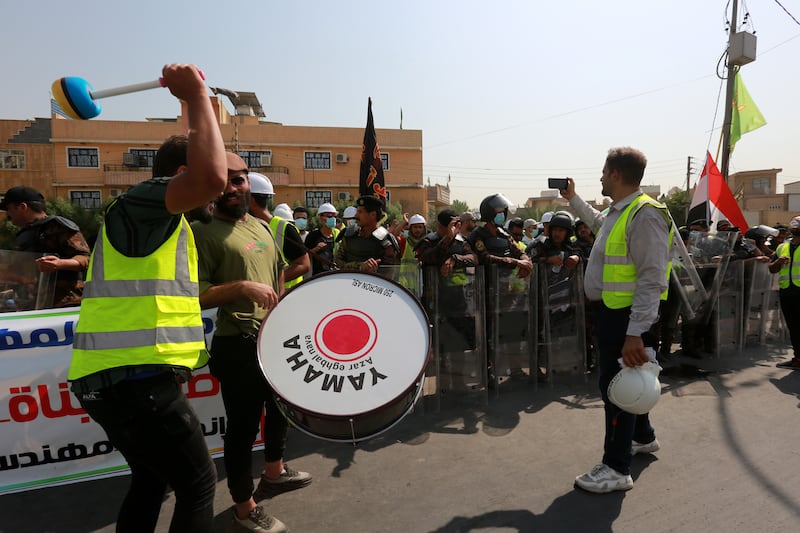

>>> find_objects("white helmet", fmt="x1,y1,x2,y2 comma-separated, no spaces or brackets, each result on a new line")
343,206,357,219
273,203,293,220
408,214,426,225
541,211,554,223
607,361,662,415
317,203,337,216
248,172,273,195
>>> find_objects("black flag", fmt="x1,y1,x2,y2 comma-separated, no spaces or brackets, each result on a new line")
359,97,387,204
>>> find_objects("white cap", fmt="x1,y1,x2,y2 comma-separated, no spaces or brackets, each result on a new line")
409,214,426,225
343,206,357,219
273,203,293,220
248,172,273,195
317,203,337,216
523,218,537,229
541,211,554,223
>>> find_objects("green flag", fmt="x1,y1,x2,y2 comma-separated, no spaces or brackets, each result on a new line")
730,71,766,150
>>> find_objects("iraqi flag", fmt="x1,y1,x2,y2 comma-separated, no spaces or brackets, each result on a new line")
359,97,387,204
687,152,748,231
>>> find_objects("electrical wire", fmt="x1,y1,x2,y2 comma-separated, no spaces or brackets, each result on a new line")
773,0,800,26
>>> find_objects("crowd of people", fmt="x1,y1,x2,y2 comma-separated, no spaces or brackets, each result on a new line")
2,65,800,530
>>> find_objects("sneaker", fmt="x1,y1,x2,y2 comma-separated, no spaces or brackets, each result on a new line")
228,506,287,533
254,464,312,498
574,463,633,493
632,438,660,455
776,358,800,370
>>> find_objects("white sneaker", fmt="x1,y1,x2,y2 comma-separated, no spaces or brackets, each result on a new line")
574,463,633,493
632,438,660,455
228,506,288,533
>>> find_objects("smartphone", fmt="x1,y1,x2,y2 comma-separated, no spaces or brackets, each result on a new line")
548,177,569,190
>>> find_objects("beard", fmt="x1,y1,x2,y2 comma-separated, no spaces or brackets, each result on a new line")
215,191,250,219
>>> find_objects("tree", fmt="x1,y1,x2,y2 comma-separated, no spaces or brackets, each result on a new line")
450,199,470,214
662,188,689,227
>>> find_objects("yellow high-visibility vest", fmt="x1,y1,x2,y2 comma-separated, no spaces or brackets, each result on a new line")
776,241,800,289
269,216,303,288
69,217,207,379
602,193,673,309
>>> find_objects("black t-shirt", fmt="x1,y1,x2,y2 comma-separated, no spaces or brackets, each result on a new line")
280,221,307,262
305,228,336,275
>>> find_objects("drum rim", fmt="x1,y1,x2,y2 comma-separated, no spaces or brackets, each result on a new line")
259,269,431,418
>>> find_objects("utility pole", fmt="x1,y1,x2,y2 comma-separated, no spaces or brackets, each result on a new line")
720,0,739,182
686,155,695,225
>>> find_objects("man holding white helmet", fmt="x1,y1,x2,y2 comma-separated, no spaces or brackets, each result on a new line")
305,203,339,276
560,147,671,493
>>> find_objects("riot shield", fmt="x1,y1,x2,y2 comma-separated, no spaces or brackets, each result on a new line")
486,264,536,394
716,259,744,354
683,230,740,325
0,250,56,312
744,260,775,346
422,265,487,411
537,262,586,381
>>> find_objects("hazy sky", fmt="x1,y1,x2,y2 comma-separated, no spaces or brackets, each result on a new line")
4,0,799,208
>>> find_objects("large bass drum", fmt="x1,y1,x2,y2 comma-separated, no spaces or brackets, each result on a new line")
257,271,430,443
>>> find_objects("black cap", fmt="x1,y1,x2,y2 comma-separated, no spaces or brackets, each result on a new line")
0,186,44,210
716,219,731,230
356,195,384,213
437,208,459,227
689,219,709,229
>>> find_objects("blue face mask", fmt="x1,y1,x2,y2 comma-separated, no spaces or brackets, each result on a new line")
403,230,409,238
295,218,308,231
325,217,337,229
493,212,506,226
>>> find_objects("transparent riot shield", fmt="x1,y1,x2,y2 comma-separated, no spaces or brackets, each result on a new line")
764,271,790,345
486,264,536,394
0,250,56,312
538,263,586,382
422,266,487,411
744,260,775,346
684,230,740,325
379,263,422,299
716,259,744,354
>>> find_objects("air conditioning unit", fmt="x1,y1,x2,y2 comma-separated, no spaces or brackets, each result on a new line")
137,156,149,167
122,153,136,166
259,153,272,167
338,192,351,201
335,153,349,164
109,188,123,197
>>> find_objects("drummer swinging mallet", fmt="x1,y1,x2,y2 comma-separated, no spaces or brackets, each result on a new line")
51,70,205,120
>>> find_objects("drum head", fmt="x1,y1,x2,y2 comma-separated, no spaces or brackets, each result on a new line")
258,271,430,440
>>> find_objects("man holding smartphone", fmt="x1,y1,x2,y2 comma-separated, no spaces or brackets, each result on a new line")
558,147,672,493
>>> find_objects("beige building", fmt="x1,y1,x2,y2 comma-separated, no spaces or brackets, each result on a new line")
728,168,797,226
2,95,426,215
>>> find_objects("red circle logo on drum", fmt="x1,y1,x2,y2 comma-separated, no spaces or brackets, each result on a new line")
314,309,378,362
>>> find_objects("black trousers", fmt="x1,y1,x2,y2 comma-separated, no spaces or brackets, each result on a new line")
209,334,289,504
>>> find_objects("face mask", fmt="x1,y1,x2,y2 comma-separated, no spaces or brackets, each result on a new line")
493,212,505,226
266,197,274,211
294,218,308,231
403,230,409,238
325,217,337,229
347,219,357,227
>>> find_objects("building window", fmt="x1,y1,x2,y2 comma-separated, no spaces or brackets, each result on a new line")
0,149,25,169
751,178,770,194
305,190,332,208
70,190,102,209
381,153,390,171
129,149,156,167
67,147,99,168
238,150,272,168
304,151,331,170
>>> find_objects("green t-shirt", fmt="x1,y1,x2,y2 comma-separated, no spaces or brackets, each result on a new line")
193,215,286,337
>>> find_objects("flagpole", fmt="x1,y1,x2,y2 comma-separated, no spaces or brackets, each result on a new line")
720,0,739,182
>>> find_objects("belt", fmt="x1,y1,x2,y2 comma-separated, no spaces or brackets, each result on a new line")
70,365,191,394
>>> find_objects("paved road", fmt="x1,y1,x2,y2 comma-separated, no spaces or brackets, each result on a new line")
2,344,799,533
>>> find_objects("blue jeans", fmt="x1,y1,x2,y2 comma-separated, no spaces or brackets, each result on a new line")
75,371,216,533
209,334,289,504
592,304,657,476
